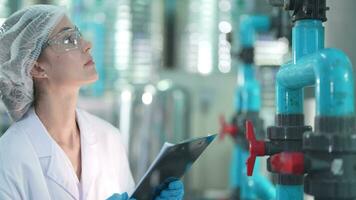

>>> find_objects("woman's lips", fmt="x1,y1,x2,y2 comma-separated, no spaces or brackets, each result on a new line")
84,59,94,66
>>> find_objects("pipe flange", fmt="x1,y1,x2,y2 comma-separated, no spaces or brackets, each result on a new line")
315,116,356,134
269,0,328,22
276,114,305,126
272,173,304,185
303,131,356,153
268,125,311,140
305,175,356,199
237,47,254,64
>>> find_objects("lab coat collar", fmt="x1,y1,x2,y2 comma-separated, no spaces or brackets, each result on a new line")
22,107,99,200
22,107,52,158
22,107,79,199
22,107,98,157
76,108,100,199
76,108,97,146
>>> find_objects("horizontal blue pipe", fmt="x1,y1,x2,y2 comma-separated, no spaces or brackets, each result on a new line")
239,15,270,48
276,185,303,200
277,48,355,116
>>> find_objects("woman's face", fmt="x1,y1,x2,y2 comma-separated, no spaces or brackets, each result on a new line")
37,15,98,88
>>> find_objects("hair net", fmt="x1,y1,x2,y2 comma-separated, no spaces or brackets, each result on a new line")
0,5,66,121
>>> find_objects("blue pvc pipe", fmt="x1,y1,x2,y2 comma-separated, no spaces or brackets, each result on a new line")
239,148,276,199
239,15,270,48
276,185,303,200
293,20,324,63
277,20,324,114
230,14,276,200
234,15,270,112
241,149,258,199
254,174,276,200
275,18,355,200
229,146,242,188
236,64,261,112
274,19,325,200
277,48,354,116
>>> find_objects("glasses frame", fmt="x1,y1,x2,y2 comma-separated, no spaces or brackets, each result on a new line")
42,26,83,53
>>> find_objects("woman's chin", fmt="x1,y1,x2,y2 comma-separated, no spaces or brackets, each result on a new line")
81,74,99,85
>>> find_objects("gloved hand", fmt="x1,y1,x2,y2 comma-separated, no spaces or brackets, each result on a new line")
154,180,184,200
107,192,136,200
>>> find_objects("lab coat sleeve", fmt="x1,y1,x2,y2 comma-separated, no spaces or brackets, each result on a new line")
114,129,136,194
79,109,136,194
0,132,23,200
0,190,13,200
0,164,22,199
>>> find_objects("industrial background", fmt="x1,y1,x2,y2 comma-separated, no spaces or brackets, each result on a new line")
1,0,356,199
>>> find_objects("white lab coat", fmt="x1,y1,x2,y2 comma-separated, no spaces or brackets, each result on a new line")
0,107,135,200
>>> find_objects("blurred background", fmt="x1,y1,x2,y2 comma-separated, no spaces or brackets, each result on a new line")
0,0,356,199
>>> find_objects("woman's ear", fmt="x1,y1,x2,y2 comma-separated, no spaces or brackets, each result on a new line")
31,61,48,79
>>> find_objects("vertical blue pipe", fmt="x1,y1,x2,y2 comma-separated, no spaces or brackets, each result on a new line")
314,49,355,116
240,149,276,200
276,19,324,200
235,15,269,112
230,146,242,188
276,185,303,200
230,14,275,199
234,84,243,113
277,20,324,114
293,20,324,62
241,149,258,199
237,64,261,112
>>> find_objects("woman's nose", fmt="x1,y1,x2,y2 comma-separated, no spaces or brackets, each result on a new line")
81,39,92,53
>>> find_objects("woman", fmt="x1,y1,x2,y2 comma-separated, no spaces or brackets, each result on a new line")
0,5,184,200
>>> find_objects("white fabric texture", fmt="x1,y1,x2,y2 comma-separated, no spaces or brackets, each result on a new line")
0,107,135,199
0,5,65,121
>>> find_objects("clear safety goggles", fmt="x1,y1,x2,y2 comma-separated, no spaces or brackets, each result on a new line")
43,26,83,53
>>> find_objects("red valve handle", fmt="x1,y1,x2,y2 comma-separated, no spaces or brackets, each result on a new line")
219,115,238,140
246,120,265,176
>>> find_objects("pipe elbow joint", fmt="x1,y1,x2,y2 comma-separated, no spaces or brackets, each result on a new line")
313,48,353,80
313,48,354,116
240,15,271,47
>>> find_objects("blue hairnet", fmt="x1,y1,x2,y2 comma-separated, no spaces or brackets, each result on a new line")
0,5,65,121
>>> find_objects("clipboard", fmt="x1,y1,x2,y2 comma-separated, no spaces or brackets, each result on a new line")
129,134,217,199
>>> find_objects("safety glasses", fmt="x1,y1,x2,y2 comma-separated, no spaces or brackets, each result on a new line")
43,26,83,53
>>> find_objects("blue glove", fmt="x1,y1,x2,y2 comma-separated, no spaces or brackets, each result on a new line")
107,192,136,200
154,180,184,200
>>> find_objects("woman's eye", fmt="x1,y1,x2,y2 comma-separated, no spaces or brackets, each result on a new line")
63,35,77,45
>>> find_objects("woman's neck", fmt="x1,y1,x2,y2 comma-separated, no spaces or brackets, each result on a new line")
34,88,79,145
34,87,82,181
